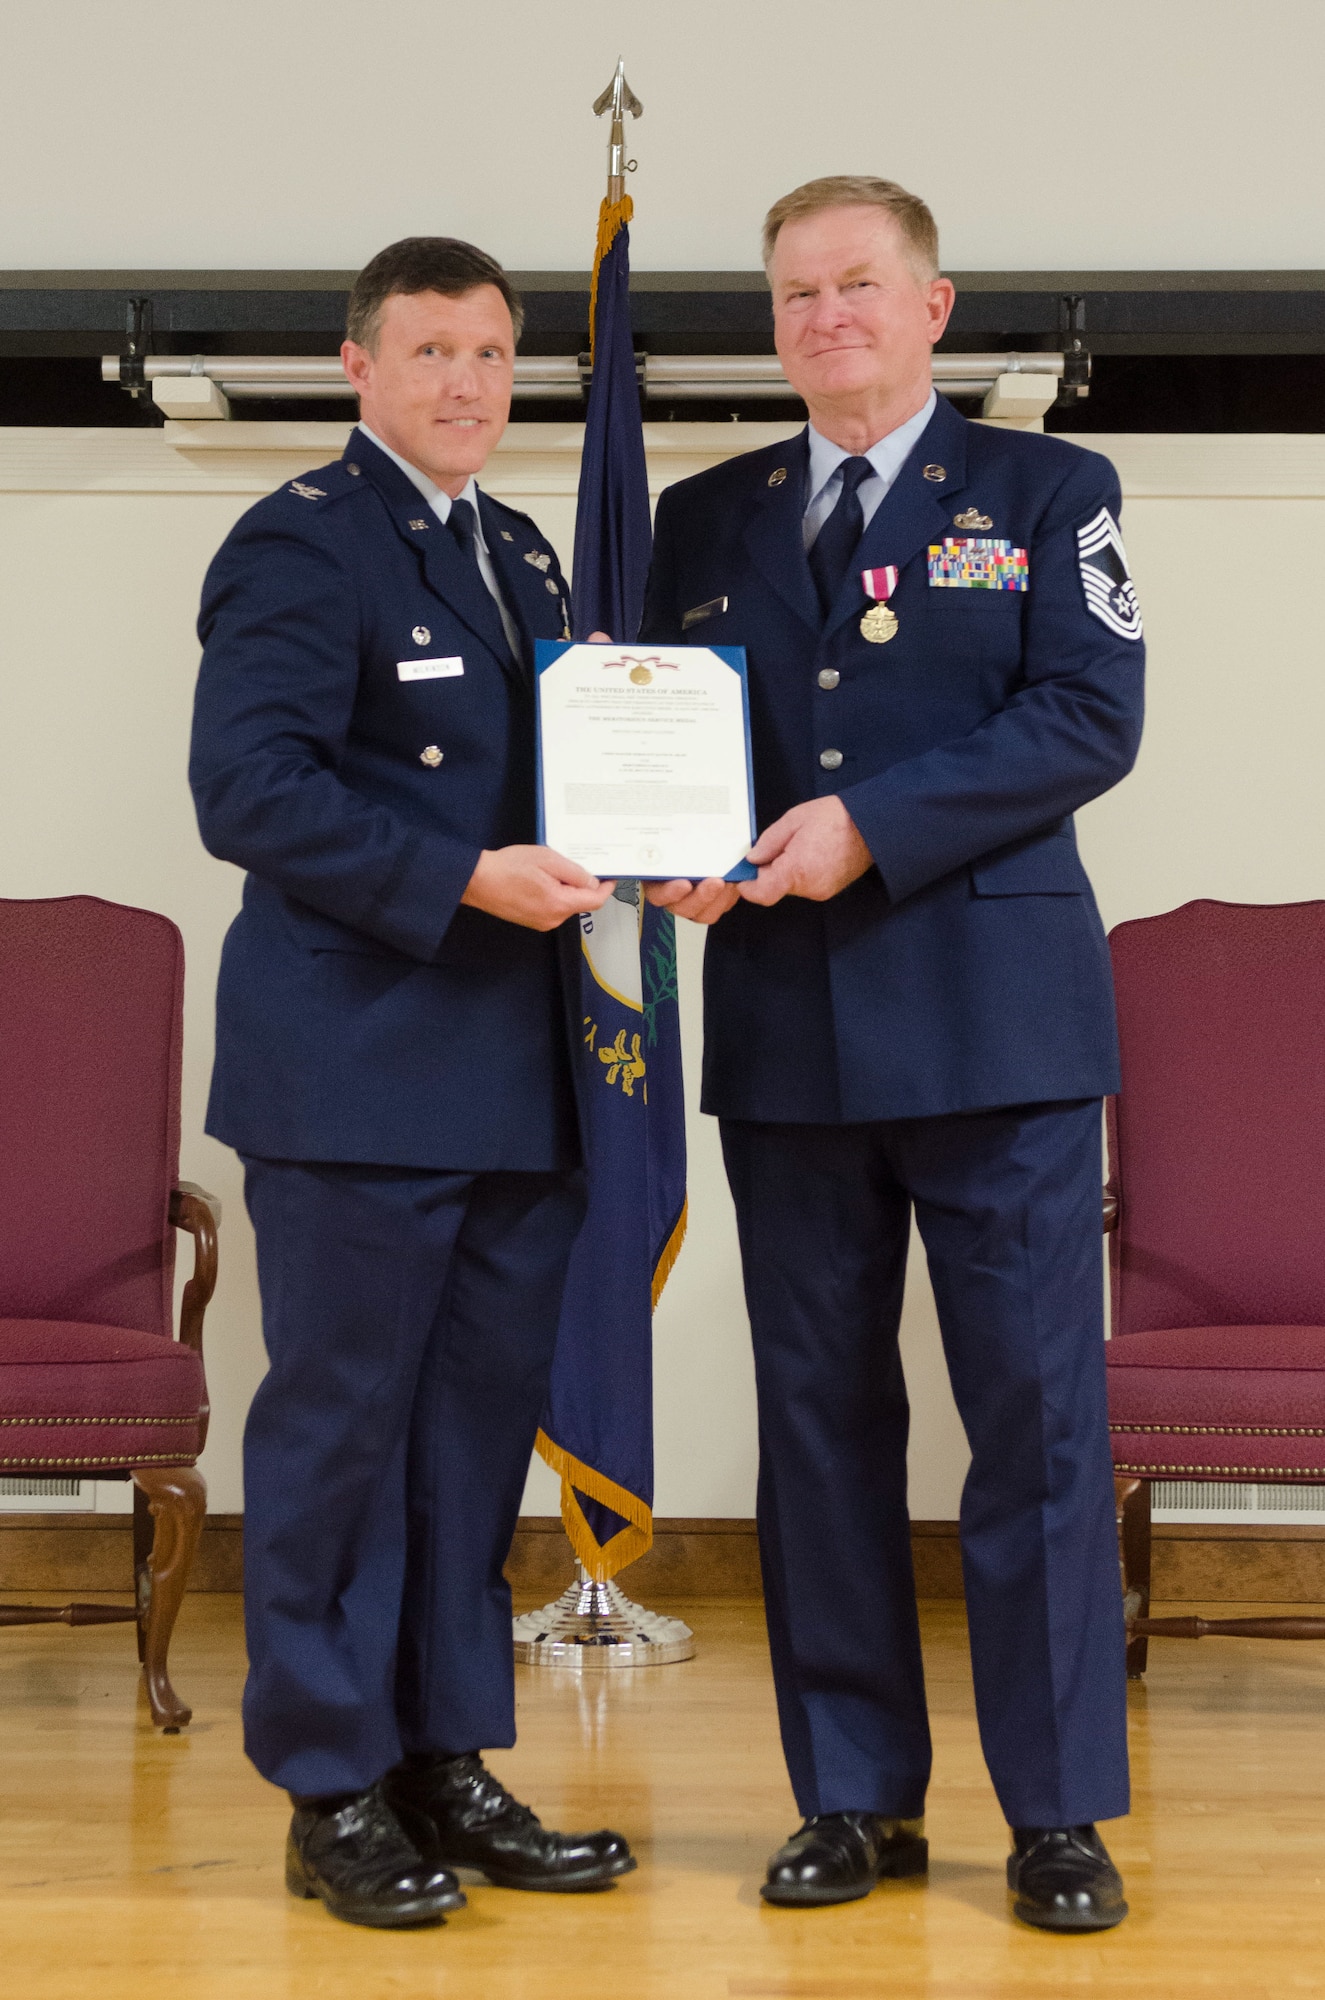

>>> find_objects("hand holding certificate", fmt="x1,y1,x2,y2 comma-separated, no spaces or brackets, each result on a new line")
536,641,757,882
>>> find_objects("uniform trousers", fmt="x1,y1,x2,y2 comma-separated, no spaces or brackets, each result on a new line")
240,1155,586,1796
720,1099,1129,1831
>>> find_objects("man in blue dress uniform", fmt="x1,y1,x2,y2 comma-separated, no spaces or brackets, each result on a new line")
643,178,1144,1932
190,238,635,1928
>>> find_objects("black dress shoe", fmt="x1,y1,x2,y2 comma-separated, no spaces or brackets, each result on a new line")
1007,1824,1128,1932
385,1752,636,1892
286,1783,467,1929
761,1812,929,1907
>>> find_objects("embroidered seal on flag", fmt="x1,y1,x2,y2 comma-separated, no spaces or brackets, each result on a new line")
1077,507,1142,640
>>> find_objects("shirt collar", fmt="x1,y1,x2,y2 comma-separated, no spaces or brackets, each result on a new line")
805,389,938,508
356,423,482,533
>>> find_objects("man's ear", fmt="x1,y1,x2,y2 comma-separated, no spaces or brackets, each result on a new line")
340,339,372,396
926,278,956,344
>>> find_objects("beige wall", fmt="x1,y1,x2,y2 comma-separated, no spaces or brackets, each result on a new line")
1,424,1323,1519
2,2,1324,272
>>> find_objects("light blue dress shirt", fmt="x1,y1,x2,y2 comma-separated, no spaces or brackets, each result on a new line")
802,390,938,552
357,422,522,656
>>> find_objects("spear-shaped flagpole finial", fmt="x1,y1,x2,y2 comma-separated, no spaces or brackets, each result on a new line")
592,56,642,205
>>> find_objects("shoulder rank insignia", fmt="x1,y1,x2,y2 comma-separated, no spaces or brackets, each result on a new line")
1077,507,1143,640
524,550,553,572
953,507,993,531
289,481,326,500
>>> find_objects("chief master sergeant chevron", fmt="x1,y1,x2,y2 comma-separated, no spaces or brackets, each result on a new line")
189,237,636,1930
642,178,1145,1933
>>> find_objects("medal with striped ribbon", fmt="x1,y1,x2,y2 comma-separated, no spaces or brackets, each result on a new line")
860,565,900,643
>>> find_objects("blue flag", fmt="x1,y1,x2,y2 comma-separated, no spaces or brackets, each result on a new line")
534,195,688,1580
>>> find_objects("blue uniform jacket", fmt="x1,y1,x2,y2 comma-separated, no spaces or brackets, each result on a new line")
190,431,582,1171
640,396,1145,1123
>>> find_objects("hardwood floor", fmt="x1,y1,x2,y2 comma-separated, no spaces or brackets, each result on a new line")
2,1590,1324,1998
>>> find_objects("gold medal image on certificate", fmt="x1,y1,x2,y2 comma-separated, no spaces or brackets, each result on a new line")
535,641,757,881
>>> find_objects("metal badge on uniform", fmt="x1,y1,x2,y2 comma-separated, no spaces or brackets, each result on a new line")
953,507,993,531
411,625,431,645
859,566,900,643
682,596,728,630
419,745,444,767
928,538,1028,590
524,550,552,572
289,481,325,500
398,656,464,681
1077,508,1143,640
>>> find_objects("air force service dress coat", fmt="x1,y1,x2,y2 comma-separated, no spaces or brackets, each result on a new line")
641,395,1145,1831
640,394,1146,1124
190,431,580,1172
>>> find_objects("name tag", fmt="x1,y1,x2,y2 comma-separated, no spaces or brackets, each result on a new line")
397,656,464,681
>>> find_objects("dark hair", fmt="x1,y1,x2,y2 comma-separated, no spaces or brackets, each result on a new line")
346,236,523,350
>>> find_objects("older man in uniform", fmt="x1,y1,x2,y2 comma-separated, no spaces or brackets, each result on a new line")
643,178,1144,1931
190,237,634,1929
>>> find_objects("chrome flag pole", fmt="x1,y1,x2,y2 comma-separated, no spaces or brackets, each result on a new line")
513,62,693,1670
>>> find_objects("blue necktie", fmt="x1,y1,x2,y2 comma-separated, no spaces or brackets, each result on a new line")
446,496,480,563
807,456,875,616
447,495,523,669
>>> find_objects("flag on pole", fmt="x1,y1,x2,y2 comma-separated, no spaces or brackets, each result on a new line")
533,183,688,1581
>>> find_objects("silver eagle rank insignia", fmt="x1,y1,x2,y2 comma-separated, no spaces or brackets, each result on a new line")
289,481,326,500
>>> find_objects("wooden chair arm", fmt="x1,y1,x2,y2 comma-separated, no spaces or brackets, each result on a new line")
1102,1182,1119,1233
175,1180,222,1228
169,1184,220,1357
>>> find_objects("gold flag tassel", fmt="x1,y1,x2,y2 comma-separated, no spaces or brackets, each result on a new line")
586,194,634,365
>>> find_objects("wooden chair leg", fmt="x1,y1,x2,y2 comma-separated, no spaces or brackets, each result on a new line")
130,1464,206,1732
132,1482,154,1664
1115,1475,1152,1678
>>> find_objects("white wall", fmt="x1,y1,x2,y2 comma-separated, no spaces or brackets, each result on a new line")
2,423,1322,1521
2,2,1324,272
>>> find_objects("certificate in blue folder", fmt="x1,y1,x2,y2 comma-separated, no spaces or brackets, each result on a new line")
535,640,757,883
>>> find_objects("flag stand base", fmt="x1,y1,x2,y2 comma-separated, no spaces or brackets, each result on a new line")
512,1563,695,1668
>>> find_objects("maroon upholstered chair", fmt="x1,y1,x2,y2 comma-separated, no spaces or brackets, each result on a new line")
0,896,219,1729
1105,899,1325,1674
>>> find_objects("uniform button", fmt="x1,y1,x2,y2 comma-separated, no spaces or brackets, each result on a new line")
819,748,843,771
817,668,840,690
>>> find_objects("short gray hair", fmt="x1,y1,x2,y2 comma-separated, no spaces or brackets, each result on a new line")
763,176,939,280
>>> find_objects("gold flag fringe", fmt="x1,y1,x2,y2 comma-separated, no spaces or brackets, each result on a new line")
534,1428,652,1581
587,195,635,363
535,1199,687,1582
651,1198,688,1310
